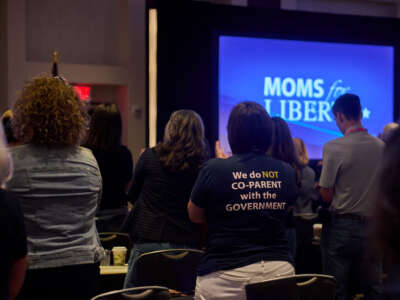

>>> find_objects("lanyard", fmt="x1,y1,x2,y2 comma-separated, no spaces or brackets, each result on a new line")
346,127,367,134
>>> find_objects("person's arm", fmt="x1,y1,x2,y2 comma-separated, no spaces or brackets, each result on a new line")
320,187,333,203
319,143,340,204
187,199,206,224
215,141,230,159
9,256,27,300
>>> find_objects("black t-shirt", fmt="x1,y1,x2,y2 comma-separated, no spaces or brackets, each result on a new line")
92,145,133,210
0,189,27,300
191,153,297,276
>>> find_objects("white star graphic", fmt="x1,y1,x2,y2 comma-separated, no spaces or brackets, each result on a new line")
363,107,371,119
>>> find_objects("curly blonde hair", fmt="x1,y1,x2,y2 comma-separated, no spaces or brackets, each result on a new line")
12,75,88,146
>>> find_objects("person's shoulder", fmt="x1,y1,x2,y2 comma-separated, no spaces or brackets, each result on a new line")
118,145,133,161
200,157,235,173
302,165,315,179
203,157,225,168
120,145,132,155
366,134,385,147
349,132,385,152
75,146,99,163
325,136,346,147
136,147,158,166
9,144,31,155
77,145,96,157
143,147,157,159
303,165,315,175
9,145,43,165
322,137,347,154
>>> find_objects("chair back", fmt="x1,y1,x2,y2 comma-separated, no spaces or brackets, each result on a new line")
135,249,204,295
246,275,297,300
91,286,170,300
295,274,336,300
99,232,131,250
245,274,336,300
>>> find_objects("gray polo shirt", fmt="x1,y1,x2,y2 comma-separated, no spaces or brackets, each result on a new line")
319,128,384,217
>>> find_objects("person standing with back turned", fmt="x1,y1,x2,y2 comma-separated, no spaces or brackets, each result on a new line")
319,93,384,300
188,101,297,300
8,75,103,300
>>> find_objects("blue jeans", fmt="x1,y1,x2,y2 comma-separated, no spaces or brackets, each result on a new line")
320,217,383,300
123,242,191,288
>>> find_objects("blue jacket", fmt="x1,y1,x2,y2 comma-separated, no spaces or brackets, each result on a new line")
7,144,104,269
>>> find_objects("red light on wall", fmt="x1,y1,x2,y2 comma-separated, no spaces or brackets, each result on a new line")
74,85,91,101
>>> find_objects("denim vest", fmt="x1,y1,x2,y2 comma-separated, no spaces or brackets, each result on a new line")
7,145,104,269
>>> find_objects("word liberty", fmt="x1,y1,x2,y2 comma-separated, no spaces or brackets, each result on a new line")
264,77,350,122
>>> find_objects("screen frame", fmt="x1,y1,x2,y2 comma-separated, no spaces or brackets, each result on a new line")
215,33,396,158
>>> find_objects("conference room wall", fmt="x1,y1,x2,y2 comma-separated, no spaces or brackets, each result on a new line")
0,0,146,160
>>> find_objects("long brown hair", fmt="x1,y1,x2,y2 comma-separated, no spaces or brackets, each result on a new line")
85,103,122,152
268,117,302,185
155,110,207,173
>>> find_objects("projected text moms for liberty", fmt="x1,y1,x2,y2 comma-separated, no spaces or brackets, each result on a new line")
264,77,350,122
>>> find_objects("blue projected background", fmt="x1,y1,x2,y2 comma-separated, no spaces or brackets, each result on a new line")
218,36,394,159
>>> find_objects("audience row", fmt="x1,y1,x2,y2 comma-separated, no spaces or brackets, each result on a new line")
1,74,400,300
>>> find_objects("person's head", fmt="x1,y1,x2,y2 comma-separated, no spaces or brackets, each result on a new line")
0,122,12,188
228,101,273,154
331,93,362,134
293,137,309,167
269,117,300,165
85,103,122,152
269,117,301,184
156,109,207,172
12,75,88,146
379,122,399,144
1,110,18,145
374,127,400,264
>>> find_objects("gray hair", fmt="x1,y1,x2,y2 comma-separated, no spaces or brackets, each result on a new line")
381,122,399,143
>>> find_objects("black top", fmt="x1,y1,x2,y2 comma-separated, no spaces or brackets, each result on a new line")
0,189,27,300
127,148,200,247
191,153,297,276
92,145,133,210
